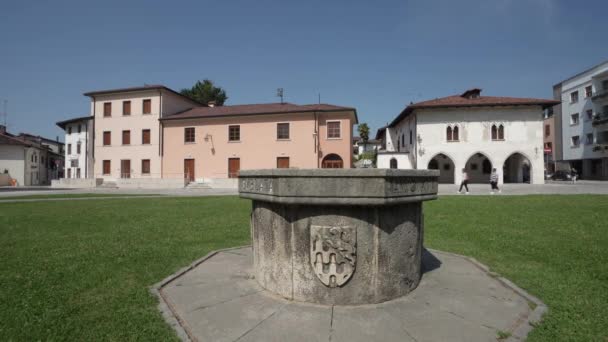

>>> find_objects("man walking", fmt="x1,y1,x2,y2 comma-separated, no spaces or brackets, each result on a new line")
490,168,500,194
458,168,469,194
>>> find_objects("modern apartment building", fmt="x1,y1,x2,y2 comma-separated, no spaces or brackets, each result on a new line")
161,103,357,185
56,116,93,179
543,111,557,174
376,89,558,185
84,85,199,184
554,60,608,180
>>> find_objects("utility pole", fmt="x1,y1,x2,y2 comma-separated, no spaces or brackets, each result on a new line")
2,100,6,126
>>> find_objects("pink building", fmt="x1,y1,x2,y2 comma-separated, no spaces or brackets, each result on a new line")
161,103,357,185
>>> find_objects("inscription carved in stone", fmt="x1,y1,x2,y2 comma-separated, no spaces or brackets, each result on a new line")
310,225,356,288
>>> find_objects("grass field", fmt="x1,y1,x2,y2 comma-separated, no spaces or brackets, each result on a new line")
0,195,606,341
0,193,161,200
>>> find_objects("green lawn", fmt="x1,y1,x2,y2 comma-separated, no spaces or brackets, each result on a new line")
0,193,161,200
0,195,606,341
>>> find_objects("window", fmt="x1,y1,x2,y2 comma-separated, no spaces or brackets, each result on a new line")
409,130,413,145
142,129,151,145
545,124,550,137
277,157,290,168
67,169,71,178
586,133,594,145
70,159,78,167
68,126,72,134
76,168,81,178
229,125,240,141
571,135,580,147
447,126,459,142
401,134,405,147
491,124,504,140
78,124,82,133
327,121,341,139
143,99,151,114
67,144,72,154
76,142,81,154
389,158,398,169
141,159,150,175
103,102,112,117
103,160,111,175
103,131,111,146
122,130,131,145
570,113,580,125
123,101,131,116
570,91,579,103
585,85,593,98
586,110,593,121
184,127,195,143
277,123,290,140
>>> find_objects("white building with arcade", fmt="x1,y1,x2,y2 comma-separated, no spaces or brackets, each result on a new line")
377,89,559,185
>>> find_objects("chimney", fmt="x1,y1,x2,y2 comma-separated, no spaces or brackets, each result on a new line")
0,125,6,134
207,101,216,107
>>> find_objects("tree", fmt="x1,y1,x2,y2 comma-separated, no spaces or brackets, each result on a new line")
357,123,370,153
180,79,228,106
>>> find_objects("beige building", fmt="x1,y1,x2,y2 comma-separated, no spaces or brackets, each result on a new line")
84,85,199,183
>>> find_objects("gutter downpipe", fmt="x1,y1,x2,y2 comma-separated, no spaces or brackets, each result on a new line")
159,90,163,178
314,111,320,168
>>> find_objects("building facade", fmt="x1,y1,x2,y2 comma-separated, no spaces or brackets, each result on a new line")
161,103,357,184
84,85,199,182
56,116,93,179
377,89,558,185
0,125,63,186
543,112,556,174
554,60,608,180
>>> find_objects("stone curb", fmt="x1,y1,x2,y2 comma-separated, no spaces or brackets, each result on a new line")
149,245,252,342
428,248,547,341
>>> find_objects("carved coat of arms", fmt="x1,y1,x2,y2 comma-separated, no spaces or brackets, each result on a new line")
310,225,356,287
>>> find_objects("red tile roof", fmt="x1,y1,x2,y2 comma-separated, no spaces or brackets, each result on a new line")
161,102,358,122
388,89,560,127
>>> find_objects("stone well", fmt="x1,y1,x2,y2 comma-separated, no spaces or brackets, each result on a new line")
238,169,438,305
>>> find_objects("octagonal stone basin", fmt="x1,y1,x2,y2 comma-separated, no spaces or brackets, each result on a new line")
238,169,438,305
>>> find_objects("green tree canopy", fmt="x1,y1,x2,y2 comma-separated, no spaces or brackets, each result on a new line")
357,123,370,143
180,79,228,106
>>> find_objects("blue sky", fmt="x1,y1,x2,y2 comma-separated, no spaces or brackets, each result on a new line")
1,0,607,140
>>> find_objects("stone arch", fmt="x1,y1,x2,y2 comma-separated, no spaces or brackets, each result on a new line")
427,152,455,184
322,154,343,168
464,152,493,183
502,152,532,183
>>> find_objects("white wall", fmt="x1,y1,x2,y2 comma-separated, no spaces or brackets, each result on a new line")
0,145,25,185
377,153,413,169
64,120,92,179
415,106,545,184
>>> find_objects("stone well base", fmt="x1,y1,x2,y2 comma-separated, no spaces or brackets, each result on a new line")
152,247,546,342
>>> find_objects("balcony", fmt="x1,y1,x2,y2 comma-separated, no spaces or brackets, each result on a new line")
592,89,608,101
592,112,608,126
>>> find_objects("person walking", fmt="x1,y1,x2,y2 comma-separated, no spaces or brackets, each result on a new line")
458,168,469,194
571,168,578,183
490,168,500,194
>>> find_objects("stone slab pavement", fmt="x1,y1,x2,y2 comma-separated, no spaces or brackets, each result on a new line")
154,247,545,342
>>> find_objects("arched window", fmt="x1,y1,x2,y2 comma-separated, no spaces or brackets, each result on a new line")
401,134,405,147
491,125,498,140
397,139,400,150
446,126,453,141
453,126,459,141
498,125,504,140
390,158,398,169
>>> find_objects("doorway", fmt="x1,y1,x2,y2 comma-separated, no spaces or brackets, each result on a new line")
277,157,290,168
120,160,131,178
228,158,240,178
184,159,195,183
